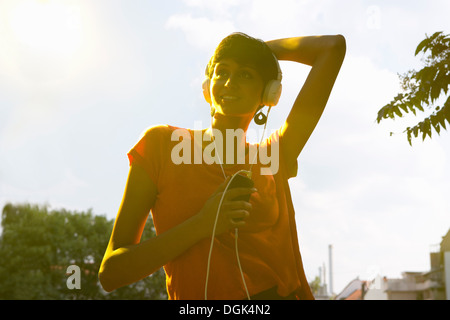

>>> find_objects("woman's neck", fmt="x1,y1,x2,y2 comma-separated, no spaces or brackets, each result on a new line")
206,114,250,166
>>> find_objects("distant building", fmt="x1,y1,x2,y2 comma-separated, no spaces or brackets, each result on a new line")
383,271,443,300
441,229,450,300
363,275,388,300
334,278,368,300
337,228,450,300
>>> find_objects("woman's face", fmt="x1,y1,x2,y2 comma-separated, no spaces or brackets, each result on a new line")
210,58,264,118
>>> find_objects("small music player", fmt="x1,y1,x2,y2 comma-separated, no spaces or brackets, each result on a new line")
228,172,254,202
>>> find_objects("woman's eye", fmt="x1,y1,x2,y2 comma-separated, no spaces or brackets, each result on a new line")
241,71,252,79
214,68,253,80
215,70,228,78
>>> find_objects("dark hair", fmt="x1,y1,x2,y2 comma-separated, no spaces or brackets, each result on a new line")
206,32,279,84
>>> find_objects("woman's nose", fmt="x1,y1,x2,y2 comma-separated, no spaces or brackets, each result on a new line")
224,73,239,88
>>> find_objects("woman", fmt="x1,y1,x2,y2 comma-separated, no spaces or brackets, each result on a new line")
98,32,346,300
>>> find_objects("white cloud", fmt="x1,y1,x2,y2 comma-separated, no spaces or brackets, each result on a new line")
0,168,88,209
248,0,304,27
183,0,240,16
165,13,236,51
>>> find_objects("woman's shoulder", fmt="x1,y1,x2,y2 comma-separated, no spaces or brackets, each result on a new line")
135,125,195,153
140,124,188,139
142,124,178,134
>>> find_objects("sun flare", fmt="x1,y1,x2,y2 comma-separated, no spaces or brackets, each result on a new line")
7,0,82,55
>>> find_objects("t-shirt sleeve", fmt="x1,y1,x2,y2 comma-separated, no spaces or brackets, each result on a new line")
127,125,168,185
278,132,298,179
262,129,298,179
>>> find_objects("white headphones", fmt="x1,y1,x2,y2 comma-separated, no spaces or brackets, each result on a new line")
202,52,282,107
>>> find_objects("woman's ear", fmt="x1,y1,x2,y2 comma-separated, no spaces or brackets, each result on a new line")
202,78,212,104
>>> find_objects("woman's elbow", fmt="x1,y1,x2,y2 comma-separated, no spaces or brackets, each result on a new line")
332,34,346,55
98,262,117,293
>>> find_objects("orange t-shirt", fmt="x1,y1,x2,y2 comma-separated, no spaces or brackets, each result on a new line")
127,124,313,300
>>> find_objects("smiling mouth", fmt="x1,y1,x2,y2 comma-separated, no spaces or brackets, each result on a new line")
221,95,239,102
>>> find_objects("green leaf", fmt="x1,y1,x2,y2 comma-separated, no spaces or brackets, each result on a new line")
399,103,409,113
415,36,431,56
394,93,404,101
430,114,441,135
376,107,387,123
377,31,450,144
412,125,418,138
430,31,444,38
416,66,436,84
437,111,447,130
424,118,432,139
444,102,450,120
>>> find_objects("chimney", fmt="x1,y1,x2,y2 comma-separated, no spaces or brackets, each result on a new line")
329,244,333,296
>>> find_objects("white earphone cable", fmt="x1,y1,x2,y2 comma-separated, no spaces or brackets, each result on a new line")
204,108,271,300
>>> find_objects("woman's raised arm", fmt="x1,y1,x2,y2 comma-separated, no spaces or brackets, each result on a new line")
266,35,346,163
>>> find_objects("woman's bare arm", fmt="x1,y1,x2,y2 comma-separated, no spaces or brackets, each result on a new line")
266,35,346,163
98,164,254,292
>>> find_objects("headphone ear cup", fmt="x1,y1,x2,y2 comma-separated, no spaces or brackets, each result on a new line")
202,78,211,104
262,80,282,107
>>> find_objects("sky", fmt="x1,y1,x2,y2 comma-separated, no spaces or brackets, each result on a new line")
0,0,449,296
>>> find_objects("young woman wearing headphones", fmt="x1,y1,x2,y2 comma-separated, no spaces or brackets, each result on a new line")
99,32,346,300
